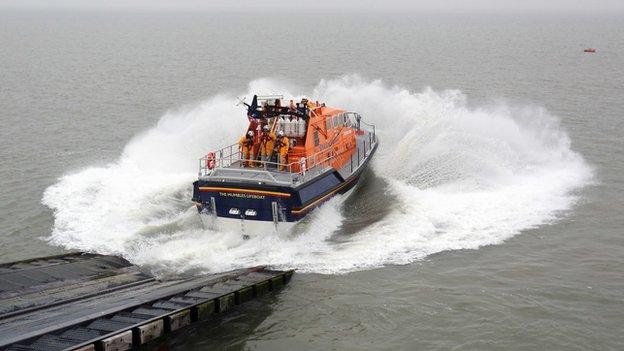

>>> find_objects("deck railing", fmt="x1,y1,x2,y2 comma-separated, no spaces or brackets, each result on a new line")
199,119,377,185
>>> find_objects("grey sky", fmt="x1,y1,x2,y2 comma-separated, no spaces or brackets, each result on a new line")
1,0,623,13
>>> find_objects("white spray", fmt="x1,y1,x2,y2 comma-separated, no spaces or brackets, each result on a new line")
42,76,593,274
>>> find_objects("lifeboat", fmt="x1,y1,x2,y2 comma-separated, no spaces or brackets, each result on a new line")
584,48,596,53
191,95,378,237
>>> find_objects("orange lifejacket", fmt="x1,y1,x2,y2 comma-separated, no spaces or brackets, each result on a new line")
239,135,254,152
275,136,289,154
259,132,275,153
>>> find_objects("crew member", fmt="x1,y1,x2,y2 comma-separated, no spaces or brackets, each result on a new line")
305,98,316,109
238,131,255,167
259,125,275,165
275,130,289,171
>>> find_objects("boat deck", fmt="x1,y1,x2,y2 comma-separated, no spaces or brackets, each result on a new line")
200,130,377,187
204,161,301,185
0,253,293,351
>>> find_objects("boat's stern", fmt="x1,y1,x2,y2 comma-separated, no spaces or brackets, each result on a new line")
192,179,298,229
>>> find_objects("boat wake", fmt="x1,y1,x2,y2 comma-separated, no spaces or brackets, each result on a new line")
42,76,593,274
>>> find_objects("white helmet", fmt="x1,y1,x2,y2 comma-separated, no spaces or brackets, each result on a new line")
278,130,284,137
262,125,270,132
247,131,254,137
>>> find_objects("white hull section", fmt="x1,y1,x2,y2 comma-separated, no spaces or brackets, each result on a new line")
200,214,296,238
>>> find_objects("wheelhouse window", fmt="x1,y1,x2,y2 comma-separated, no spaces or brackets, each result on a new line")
333,115,340,128
325,117,332,131
313,129,319,146
345,112,356,126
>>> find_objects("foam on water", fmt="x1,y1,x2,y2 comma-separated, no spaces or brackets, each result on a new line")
42,76,593,274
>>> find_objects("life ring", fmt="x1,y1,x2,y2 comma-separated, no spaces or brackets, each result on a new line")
206,152,215,170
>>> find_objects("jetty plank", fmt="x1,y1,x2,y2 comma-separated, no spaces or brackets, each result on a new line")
0,253,293,351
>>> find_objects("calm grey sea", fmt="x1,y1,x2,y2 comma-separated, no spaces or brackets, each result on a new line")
1,10,623,350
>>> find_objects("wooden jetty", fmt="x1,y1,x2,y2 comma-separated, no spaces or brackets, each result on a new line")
0,252,293,351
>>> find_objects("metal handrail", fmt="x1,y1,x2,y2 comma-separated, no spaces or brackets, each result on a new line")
359,119,376,139
199,118,377,184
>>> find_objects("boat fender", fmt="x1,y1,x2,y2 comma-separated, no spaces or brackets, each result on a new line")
300,157,307,176
286,117,294,137
297,117,306,137
283,116,292,137
206,152,215,170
